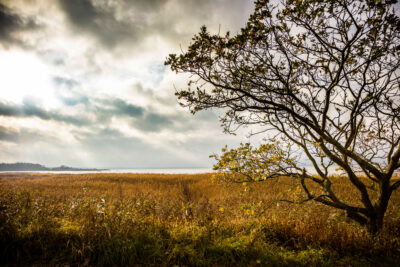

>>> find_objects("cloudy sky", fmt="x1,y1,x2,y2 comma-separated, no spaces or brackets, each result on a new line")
0,0,254,168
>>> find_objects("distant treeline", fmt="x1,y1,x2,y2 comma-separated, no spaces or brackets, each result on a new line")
0,162,103,171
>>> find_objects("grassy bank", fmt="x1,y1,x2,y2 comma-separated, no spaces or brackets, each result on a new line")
0,173,399,266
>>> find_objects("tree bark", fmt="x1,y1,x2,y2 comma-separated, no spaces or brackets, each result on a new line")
366,179,391,235
367,215,383,235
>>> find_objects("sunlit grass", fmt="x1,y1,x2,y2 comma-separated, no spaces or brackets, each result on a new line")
0,173,399,266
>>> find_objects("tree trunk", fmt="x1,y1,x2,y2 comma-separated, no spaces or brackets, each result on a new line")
367,180,391,235
367,215,383,235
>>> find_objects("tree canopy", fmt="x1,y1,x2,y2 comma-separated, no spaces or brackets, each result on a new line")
165,0,400,234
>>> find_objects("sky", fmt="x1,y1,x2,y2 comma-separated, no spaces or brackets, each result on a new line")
0,0,254,168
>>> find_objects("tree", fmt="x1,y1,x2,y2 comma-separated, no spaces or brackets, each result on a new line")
165,0,400,234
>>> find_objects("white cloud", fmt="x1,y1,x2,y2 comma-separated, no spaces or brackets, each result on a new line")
0,0,254,168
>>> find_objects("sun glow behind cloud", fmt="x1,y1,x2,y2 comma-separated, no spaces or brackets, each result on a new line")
0,50,59,108
0,0,254,168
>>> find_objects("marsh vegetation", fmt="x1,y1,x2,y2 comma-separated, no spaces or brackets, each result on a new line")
1,173,399,266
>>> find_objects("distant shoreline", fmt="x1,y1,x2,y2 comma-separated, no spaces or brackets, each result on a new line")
0,162,106,172
0,168,214,175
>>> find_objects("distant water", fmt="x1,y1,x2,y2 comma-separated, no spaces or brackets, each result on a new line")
0,168,214,174
0,166,345,175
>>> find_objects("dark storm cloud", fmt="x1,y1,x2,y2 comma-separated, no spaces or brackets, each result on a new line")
0,99,90,126
125,0,166,11
0,3,39,47
0,95,183,133
99,97,192,133
60,96,89,107
131,109,221,134
58,0,139,48
0,100,18,116
135,112,172,132
57,0,252,49
105,98,144,117
0,93,217,135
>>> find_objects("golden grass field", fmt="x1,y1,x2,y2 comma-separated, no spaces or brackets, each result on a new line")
1,172,400,266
